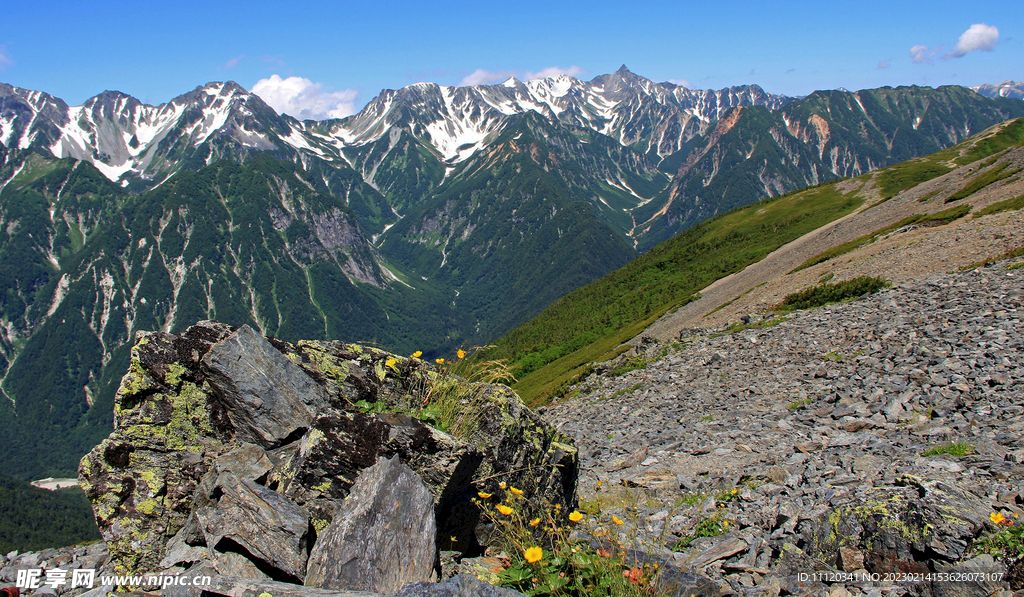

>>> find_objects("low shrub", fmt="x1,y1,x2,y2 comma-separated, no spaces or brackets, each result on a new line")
778,276,891,312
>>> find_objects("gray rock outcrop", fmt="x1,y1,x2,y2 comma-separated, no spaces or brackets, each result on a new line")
305,456,436,592
77,322,577,591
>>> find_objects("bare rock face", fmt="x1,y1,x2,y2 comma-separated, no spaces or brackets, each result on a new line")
305,456,436,593
201,325,327,448
78,321,577,588
195,472,311,582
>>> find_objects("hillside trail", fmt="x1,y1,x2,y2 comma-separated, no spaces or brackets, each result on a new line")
638,147,1024,342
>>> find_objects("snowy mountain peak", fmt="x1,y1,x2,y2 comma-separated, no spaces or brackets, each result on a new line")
1,68,797,187
972,80,1024,99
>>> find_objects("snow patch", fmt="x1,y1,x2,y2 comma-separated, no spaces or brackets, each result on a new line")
47,274,70,317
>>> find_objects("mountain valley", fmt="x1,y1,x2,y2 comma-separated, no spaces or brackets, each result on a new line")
1,68,1023,483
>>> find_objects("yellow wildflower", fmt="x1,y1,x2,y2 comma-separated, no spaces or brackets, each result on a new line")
524,546,543,563
612,515,624,525
499,482,507,489
385,358,396,368
569,511,584,522
529,518,541,526
457,349,466,359
496,504,513,516
477,492,492,499
436,358,445,365
412,351,422,358
510,487,524,495
723,520,730,527
596,480,603,487
991,512,1007,525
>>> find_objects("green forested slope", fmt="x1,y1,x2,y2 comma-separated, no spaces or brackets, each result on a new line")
496,118,1024,404
0,474,100,552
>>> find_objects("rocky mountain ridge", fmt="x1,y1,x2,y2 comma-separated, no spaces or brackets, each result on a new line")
973,81,1024,100
3,72,1024,485
0,67,788,185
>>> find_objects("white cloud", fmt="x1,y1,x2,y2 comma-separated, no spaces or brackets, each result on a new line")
457,65,586,86
459,69,516,86
877,60,890,70
525,66,585,80
251,75,358,120
225,55,244,69
945,23,999,59
666,79,691,88
910,44,940,64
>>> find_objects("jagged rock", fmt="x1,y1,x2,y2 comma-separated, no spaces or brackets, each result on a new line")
202,325,327,448
392,574,527,597
79,322,578,577
275,412,483,553
195,472,311,582
680,537,748,569
931,555,1008,597
305,456,436,593
78,322,234,574
804,477,988,573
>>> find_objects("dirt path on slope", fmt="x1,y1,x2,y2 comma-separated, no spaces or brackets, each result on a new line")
638,149,1024,342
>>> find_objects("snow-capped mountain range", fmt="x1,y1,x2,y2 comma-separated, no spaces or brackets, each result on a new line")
972,80,1024,100
1,66,790,187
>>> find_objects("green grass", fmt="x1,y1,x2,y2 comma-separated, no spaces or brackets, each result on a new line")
946,163,1023,203
792,204,973,272
673,514,728,551
788,398,814,411
975,194,1024,217
952,118,1024,166
921,442,975,457
973,516,1024,559
777,276,891,312
961,244,1024,270
610,383,645,399
609,355,652,377
497,182,866,405
874,159,953,200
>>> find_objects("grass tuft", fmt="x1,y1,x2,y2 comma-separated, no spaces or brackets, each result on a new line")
777,276,891,312
922,442,975,457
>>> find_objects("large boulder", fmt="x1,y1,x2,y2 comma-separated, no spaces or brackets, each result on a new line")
79,321,578,581
803,476,989,574
305,456,436,592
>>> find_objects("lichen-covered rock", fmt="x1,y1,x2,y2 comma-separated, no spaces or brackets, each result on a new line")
78,321,578,580
78,322,234,574
803,476,989,576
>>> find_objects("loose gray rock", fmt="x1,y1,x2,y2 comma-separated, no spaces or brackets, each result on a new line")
196,472,311,582
391,574,526,597
202,325,326,448
305,456,436,593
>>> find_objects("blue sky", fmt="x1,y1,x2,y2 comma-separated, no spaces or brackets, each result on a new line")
1,0,1021,118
